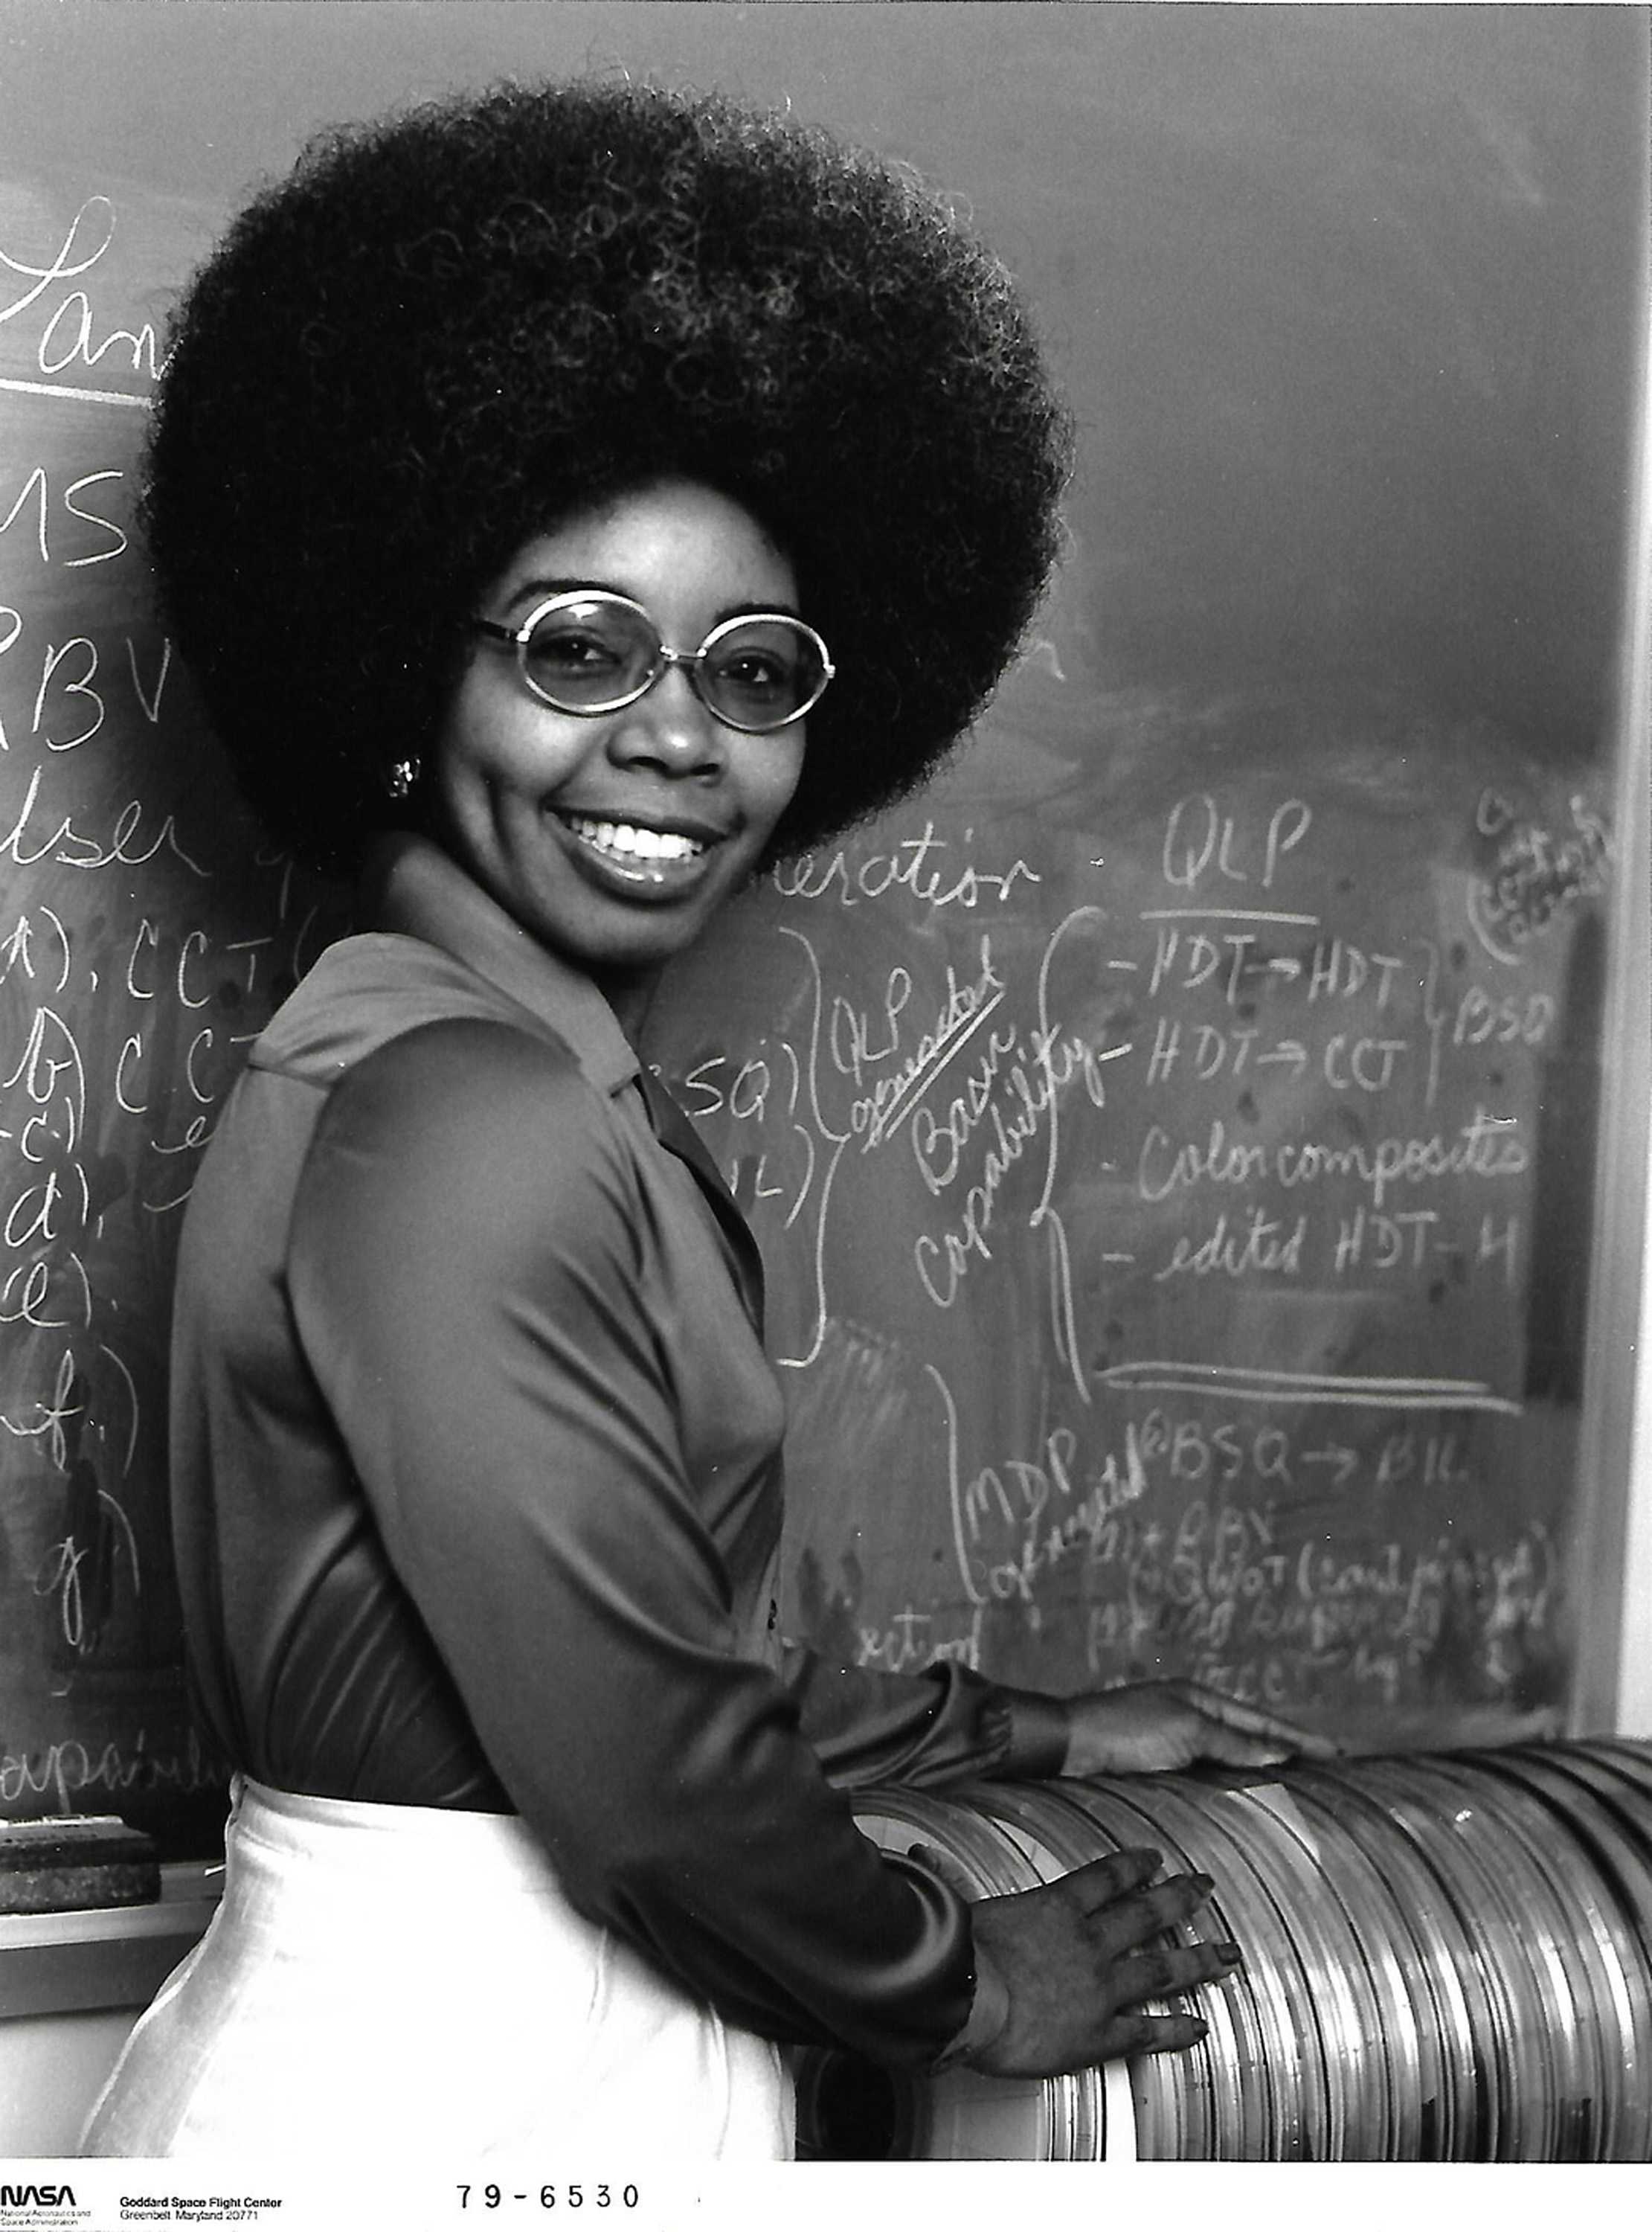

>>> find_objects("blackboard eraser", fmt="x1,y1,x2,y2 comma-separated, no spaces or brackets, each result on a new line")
0,1815,161,1914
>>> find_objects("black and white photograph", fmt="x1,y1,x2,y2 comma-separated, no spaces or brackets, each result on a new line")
0,1,1648,2219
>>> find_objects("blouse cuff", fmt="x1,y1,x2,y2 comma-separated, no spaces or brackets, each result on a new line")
931,1942,1013,2070
985,1684,1073,1780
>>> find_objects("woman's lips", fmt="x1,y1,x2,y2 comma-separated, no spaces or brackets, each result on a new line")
556,809,723,892
563,812,709,865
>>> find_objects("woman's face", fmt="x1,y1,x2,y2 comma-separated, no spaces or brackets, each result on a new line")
430,478,809,1024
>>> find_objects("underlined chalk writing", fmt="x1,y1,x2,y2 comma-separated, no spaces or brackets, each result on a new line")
657,748,1607,1732
0,196,160,401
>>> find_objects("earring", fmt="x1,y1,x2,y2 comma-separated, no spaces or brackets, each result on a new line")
385,756,420,801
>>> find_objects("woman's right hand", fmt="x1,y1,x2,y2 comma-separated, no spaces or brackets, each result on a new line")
960,1847,1241,2078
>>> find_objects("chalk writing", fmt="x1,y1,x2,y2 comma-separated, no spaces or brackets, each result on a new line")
0,191,350,1827
1137,1109,1528,1211
927,1363,1148,1612
1079,1490,1556,1712
1160,793,1313,894
772,819,1042,913
661,760,1604,1742
855,1603,986,1676
1,763,210,872
0,465,129,567
0,196,160,407
1470,790,1612,963
1093,1360,1521,1416
0,1728,220,1813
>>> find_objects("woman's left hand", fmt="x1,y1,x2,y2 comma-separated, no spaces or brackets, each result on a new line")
1058,1680,1336,1777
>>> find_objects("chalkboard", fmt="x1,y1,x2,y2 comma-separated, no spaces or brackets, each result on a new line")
0,160,353,1850
0,3,1646,1853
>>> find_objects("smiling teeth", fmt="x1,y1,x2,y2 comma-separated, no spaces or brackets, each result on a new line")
566,815,706,862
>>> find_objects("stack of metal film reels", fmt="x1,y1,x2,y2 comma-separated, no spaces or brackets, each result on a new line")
792,1742,1652,2161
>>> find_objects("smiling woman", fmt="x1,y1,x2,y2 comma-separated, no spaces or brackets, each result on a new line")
138,81,1071,873
433,481,809,1030
77,76,1313,2162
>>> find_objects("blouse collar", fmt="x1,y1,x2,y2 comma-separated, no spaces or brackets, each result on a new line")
359,833,640,1097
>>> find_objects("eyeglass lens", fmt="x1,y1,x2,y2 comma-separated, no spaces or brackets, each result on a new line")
519,596,829,731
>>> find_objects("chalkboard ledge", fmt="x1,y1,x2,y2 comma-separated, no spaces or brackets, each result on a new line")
0,1861,220,2019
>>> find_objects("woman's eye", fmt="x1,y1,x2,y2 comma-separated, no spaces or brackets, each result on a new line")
719,652,790,695
531,628,623,673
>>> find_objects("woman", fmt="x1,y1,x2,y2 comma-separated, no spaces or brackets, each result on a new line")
83,79,1307,2161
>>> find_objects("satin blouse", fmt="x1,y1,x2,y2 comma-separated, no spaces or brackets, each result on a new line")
167,834,1068,2065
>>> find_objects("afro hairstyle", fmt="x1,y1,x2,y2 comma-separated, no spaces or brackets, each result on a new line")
143,78,1073,871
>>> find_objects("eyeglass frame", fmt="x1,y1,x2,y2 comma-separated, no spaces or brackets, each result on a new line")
469,589,835,735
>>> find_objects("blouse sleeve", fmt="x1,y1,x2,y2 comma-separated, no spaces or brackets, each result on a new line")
783,1650,1072,1790
285,1016,978,2066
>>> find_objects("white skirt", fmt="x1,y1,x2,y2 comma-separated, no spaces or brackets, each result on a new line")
80,1777,794,2162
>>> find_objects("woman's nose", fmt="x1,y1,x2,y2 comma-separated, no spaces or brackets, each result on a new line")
608,663,724,771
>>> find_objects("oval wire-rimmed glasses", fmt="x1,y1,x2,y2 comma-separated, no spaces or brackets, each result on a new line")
471,589,835,735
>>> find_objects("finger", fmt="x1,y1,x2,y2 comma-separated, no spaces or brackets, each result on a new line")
1093,2008,1210,2062
1168,1678,1308,1736
903,1841,977,1902
1169,1681,1340,1759
1059,1847,1166,1911
1083,1873,1220,1953
1105,1938,1244,2008
1184,1724,1300,1768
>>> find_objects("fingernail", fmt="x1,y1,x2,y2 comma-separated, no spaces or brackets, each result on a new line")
1192,1872,1215,1894
1218,1942,1243,1964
